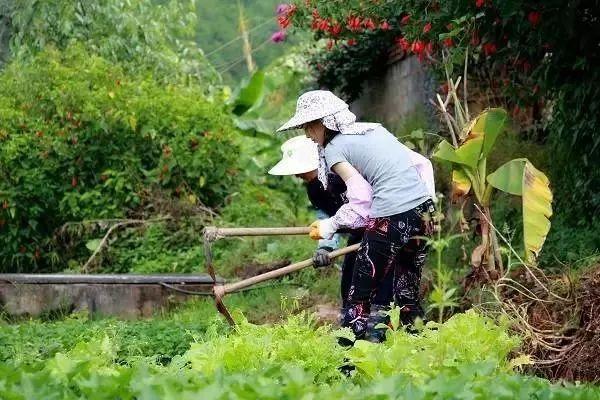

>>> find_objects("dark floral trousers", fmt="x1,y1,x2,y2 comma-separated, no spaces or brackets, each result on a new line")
342,200,435,341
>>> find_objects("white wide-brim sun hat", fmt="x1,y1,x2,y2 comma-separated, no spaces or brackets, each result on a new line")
268,135,319,176
276,90,349,132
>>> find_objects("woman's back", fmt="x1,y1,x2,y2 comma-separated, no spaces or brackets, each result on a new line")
324,126,430,218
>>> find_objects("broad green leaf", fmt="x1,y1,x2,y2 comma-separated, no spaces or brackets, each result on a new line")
233,117,281,141
455,136,484,169
488,158,553,261
452,169,471,199
433,140,463,164
230,70,265,116
478,108,508,157
85,238,102,252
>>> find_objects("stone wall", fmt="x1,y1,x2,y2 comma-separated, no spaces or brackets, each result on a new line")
351,55,434,130
0,278,215,318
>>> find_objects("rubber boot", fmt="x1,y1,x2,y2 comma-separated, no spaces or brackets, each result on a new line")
341,304,368,341
365,304,390,343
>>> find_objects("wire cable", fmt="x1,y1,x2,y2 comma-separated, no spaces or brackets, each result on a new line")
203,17,274,59
216,37,272,74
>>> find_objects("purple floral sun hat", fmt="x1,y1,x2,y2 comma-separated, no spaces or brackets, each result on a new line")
276,90,380,135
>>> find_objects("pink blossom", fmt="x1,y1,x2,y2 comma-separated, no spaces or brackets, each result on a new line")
276,4,290,16
271,30,286,43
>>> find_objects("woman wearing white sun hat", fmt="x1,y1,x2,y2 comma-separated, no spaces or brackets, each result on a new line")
269,136,394,336
276,90,436,341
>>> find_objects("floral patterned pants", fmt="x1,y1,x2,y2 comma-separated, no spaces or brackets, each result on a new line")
342,200,435,340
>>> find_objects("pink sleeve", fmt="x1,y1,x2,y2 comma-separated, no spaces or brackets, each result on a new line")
318,173,372,239
409,150,436,199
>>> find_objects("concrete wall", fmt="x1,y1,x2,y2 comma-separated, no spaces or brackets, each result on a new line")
0,283,212,318
351,55,434,130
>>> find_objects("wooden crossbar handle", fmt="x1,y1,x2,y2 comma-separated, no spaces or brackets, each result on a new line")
213,243,360,297
204,226,311,240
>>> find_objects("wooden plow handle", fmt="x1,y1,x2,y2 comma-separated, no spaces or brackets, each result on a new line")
203,226,311,241
213,243,360,298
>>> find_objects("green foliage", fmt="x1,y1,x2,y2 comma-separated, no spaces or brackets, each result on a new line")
5,0,218,84
0,46,241,271
1,310,599,398
220,182,302,228
349,311,519,380
434,108,553,263
548,85,600,223
290,0,600,226
105,221,205,274
0,310,220,366
186,313,344,382
307,32,395,101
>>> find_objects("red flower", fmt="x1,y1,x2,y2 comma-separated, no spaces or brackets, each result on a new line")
347,16,362,32
446,23,453,30
71,176,78,188
395,36,411,51
528,11,541,27
475,0,485,8
326,39,334,50
317,18,330,31
347,38,357,46
278,15,291,29
443,37,454,47
482,42,497,56
330,23,342,36
380,20,391,30
312,9,319,19
311,17,320,30
363,18,376,30
411,40,425,54
423,22,432,33
400,14,410,25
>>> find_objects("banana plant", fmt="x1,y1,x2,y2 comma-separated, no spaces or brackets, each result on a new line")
433,108,553,275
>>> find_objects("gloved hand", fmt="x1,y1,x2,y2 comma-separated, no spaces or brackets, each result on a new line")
313,247,333,268
309,220,323,240
309,219,337,240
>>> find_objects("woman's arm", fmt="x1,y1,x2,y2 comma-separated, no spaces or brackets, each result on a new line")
311,162,372,240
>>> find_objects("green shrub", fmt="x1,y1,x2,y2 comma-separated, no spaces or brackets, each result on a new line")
0,46,241,271
4,0,217,84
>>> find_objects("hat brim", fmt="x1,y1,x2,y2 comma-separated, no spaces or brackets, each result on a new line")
268,158,318,176
276,104,349,133
276,114,311,133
